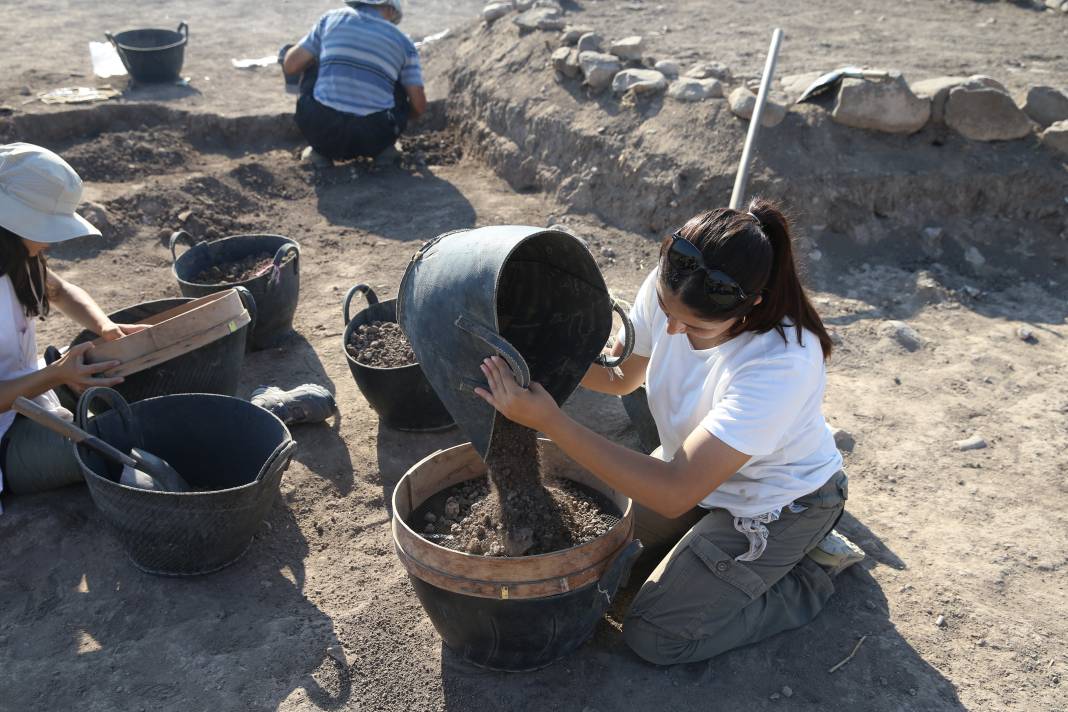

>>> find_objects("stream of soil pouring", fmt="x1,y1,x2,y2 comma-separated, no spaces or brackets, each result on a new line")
346,321,418,368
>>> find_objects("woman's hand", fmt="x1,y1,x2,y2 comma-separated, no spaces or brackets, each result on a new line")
474,355,561,432
48,342,124,391
99,322,148,341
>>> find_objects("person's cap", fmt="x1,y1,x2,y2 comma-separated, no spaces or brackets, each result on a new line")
345,0,403,25
0,142,100,244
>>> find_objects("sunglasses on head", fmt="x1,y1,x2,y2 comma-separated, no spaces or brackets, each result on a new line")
665,230,749,309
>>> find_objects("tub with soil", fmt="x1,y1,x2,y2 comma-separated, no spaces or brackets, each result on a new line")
392,427,640,671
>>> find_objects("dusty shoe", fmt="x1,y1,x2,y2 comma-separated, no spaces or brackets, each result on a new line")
251,384,337,426
300,146,333,167
807,529,866,577
373,143,402,168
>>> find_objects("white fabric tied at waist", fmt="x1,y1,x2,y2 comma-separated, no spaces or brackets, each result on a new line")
732,502,808,562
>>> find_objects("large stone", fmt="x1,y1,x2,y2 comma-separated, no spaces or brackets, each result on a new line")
513,7,564,32
481,2,513,23
667,77,723,102
576,32,604,53
551,47,581,79
831,72,930,134
654,60,680,79
560,25,594,46
1022,86,1068,128
612,68,668,95
944,85,1033,141
578,51,622,91
609,36,644,61
912,75,1007,123
685,61,732,82
729,86,787,127
1041,120,1068,155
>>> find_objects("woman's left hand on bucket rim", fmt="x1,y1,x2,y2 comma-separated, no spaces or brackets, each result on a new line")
475,355,561,432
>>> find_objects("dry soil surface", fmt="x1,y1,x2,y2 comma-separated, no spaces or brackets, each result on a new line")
1,1,1067,712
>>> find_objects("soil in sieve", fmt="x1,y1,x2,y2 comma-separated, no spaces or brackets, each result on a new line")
346,321,417,368
190,251,294,284
413,419,617,557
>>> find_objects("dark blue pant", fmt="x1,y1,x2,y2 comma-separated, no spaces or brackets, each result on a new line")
293,63,410,161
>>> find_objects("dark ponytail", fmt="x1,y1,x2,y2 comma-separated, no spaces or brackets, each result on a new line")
659,197,832,359
0,225,50,318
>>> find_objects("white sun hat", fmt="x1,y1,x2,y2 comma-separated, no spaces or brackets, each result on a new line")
345,0,403,24
0,142,101,244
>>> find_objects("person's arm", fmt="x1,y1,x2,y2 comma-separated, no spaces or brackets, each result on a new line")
405,84,427,120
283,45,316,76
46,270,145,341
0,342,122,412
476,356,750,518
580,339,649,396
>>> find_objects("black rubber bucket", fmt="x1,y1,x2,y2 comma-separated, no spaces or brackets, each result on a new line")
47,290,255,411
343,284,453,432
621,386,661,453
170,230,300,351
105,23,189,83
73,388,296,576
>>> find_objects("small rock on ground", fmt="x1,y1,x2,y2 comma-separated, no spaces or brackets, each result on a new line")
1040,119,1068,155
668,77,722,102
831,427,856,453
560,25,593,46
612,68,668,95
685,61,732,82
552,47,581,78
609,35,644,61
955,434,987,451
883,320,924,351
579,51,622,91
1016,325,1038,343
945,83,1034,141
481,2,512,23
654,59,680,79
831,72,930,134
576,32,604,53
729,86,787,126
1022,85,1068,127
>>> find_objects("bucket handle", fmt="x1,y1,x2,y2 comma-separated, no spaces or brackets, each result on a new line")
233,286,257,338
76,386,143,451
592,539,643,615
255,439,297,484
177,22,189,42
342,284,377,326
267,243,300,289
104,31,135,75
168,229,198,264
594,299,635,370
455,314,531,389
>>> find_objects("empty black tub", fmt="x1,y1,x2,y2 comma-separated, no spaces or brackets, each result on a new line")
106,23,189,83
74,389,296,576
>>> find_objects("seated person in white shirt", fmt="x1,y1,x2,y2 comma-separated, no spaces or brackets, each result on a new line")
0,143,145,499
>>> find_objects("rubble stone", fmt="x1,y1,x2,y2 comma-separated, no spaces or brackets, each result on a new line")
654,60,680,79
831,72,931,134
514,7,565,32
481,2,513,23
576,32,604,53
560,25,594,46
1040,119,1068,155
729,86,788,127
1022,85,1068,128
608,36,644,61
552,47,581,78
667,77,722,102
579,51,622,91
944,84,1034,141
612,68,668,95
912,75,1006,123
685,61,732,82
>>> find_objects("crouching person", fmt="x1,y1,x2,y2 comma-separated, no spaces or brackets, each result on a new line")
283,0,427,166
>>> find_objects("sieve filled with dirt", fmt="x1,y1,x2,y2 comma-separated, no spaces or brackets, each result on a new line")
341,284,453,431
170,230,300,350
393,438,639,671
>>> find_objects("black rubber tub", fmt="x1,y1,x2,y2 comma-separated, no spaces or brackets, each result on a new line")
170,231,300,351
73,388,295,576
105,23,189,83
342,284,453,431
47,290,255,411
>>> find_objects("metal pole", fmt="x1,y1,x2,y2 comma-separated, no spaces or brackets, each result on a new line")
729,28,784,211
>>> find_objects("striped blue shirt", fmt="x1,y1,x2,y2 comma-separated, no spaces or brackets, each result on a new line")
299,7,423,117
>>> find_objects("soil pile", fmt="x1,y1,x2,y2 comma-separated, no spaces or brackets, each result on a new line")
191,251,277,284
416,419,614,557
347,321,417,368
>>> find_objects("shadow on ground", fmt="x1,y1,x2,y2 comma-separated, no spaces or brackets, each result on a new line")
0,488,349,711
438,515,963,711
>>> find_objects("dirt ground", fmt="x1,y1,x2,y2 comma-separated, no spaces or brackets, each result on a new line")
1,1,1067,711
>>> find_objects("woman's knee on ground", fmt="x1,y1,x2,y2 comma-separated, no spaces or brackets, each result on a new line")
622,616,707,665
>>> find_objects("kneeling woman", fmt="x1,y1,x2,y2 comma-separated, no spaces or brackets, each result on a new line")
476,200,863,664
0,143,144,501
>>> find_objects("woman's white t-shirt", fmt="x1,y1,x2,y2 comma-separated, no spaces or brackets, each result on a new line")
624,269,842,518
0,273,67,501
